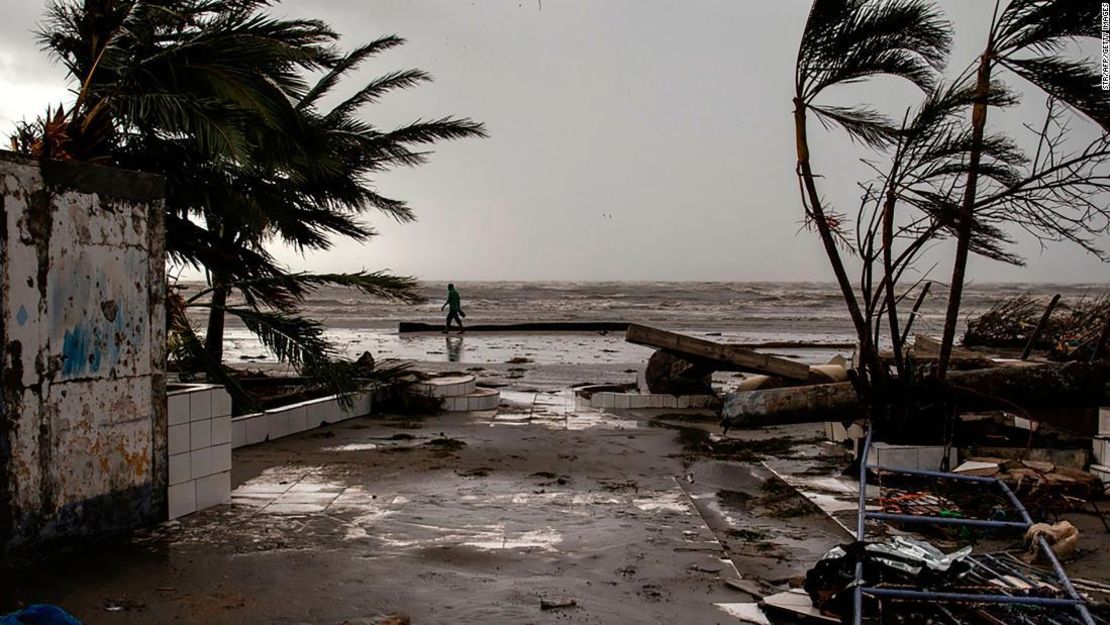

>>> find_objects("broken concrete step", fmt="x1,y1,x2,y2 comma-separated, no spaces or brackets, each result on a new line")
444,387,500,412
410,375,477,398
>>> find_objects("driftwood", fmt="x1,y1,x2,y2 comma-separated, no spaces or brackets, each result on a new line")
625,324,812,381
722,361,1110,430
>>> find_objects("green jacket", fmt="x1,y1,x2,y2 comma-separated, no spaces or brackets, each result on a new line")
446,289,461,312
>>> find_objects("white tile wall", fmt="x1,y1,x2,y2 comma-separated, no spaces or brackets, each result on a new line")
307,402,325,428
190,419,211,450
1095,437,1110,466
190,447,213,478
211,443,232,473
189,390,211,422
168,452,191,486
1100,408,1110,436
168,394,190,426
211,390,232,418
168,482,196,519
211,415,231,445
168,423,190,455
195,471,231,509
168,385,235,520
245,414,268,445
231,419,246,448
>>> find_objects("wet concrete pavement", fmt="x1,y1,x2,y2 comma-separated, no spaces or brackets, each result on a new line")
1,397,846,624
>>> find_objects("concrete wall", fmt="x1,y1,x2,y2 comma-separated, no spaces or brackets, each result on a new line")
0,152,166,553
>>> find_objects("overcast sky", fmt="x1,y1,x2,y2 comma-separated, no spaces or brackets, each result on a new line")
2,1,1107,283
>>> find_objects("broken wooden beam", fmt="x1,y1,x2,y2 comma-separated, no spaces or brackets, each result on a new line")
625,323,812,381
722,361,1110,431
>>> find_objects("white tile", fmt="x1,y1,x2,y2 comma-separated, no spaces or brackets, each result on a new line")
211,415,231,445
190,447,214,478
600,394,616,410
168,394,191,426
246,415,268,445
268,411,290,439
168,482,196,520
615,394,631,410
324,399,340,422
196,471,231,510
288,406,308,434
307,402,326,428
211,443,232,473
168,423,190,455
1101,408,1110,436
1095,437,1110,466
231,419,247,448
190,390,212,422
211,389,232,417
190,419,211,450
168,452,191,485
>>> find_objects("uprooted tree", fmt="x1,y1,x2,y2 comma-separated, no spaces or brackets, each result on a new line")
789,0,1110,418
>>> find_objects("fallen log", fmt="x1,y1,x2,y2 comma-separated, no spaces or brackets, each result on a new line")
625,323,812,381
722,361,1110,431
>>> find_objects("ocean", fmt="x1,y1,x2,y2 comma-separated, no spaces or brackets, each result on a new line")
184,281,1108,367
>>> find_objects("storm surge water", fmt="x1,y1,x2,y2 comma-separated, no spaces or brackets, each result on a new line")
183,281,1105,366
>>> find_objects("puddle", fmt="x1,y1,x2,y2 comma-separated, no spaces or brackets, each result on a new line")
378,523,563,553
322,443,379,451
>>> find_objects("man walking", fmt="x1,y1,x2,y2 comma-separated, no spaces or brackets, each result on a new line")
441,283,465,333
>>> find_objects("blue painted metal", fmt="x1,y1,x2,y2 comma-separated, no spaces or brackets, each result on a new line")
852,425,1097,625
864,511,1028,529
861,587,1083,607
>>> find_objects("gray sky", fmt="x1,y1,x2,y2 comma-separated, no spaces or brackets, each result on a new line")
2,1,1107,283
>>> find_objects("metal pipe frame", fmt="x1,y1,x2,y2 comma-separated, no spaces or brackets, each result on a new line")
860,586,1083,607
852,424,1097,625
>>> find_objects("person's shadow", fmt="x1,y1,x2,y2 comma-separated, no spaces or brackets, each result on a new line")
446,336,464,362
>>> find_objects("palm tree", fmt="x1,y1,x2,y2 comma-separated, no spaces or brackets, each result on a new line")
22,0,485,395
793,0,951,390
936,0,1110,378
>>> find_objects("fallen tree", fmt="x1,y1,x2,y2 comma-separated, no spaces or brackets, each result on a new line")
721,361,1110,432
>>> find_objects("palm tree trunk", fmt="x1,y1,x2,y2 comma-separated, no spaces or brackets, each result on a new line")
881,188,904,377
204,274,230,368
794,100,879,389
938,52,993,380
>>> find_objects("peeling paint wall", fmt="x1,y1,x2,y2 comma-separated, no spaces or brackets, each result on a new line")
0,151,166,554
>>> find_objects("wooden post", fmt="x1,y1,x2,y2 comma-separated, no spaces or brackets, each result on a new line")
1021,294,1061,360
624,324,811,381
898,281,932,347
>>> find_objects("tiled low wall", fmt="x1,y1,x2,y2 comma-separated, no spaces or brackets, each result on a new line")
167,384,232,520
231,390,374,448
575,392,718,410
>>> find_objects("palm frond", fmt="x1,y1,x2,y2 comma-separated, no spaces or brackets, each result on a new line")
1002,57,1110,132
299,36,406,109
811,104,901,148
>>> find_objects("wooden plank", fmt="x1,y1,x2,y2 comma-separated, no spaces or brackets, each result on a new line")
624,323,811,381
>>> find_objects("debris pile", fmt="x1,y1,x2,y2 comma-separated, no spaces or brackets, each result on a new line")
965,294,1110,361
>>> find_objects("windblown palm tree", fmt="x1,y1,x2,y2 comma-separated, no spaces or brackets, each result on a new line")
19,0,486,407
936,0,1110,378
793,0,951,390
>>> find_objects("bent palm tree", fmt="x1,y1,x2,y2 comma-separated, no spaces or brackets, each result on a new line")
793,0,950,391
23,0,486,409
937,0,1110,378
